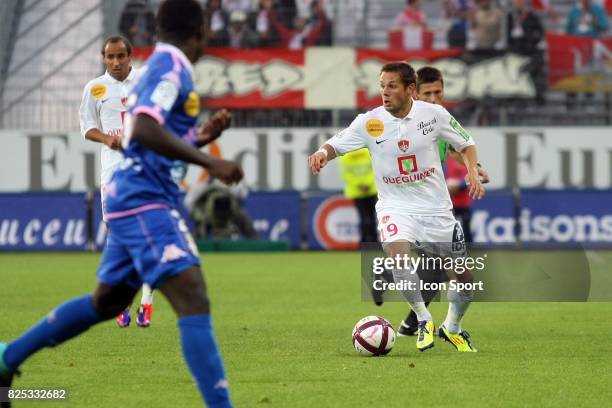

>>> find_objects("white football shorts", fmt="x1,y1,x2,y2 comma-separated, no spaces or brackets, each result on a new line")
377,212,466,259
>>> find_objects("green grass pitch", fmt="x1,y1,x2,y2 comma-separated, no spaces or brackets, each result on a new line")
1,251,611,407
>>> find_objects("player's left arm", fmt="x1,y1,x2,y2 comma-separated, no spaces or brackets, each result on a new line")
459,145,484,199
195,109,232,147
131,113,243,184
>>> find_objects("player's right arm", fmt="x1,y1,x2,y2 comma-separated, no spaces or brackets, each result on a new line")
79,81,121,150
308,114,367,175
130,113,243,185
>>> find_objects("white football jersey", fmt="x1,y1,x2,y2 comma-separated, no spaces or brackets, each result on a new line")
79,67,140,186
327,100,475,216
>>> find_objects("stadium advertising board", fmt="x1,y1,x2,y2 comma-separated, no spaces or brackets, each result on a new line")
90,191,302,249
0,193,88,250
310,190,612,248
243,191,302,248
307,194,361,250
0,189,610,250
0,128,610,192
132,47,536,108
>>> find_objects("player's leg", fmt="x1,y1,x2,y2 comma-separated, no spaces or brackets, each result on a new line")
438,221,477,352
385,240,435,351
132,208,231,407
399,249,444,336
100,185,132,329
158,266,232,408
0,283,137,390
439,268,476,352
136,284,154,328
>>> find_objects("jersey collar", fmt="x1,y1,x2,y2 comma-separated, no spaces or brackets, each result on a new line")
381,99,417,121
154,42,195,77
103,66,135,83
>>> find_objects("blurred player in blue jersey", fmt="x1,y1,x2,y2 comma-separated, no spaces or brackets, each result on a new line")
0,1,241,407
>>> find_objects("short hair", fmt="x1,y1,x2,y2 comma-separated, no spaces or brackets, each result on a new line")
157,0,204,43
380,62,417,88
416,66,444,90
101,36,132,56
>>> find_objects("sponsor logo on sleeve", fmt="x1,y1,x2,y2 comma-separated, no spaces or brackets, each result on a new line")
184,91,200,117
91,84,106,100
450,117,471,141
366,119,384,138
151,80,179,111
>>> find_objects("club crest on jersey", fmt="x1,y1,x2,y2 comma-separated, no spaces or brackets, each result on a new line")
121,97,128,106
366,119,384,138
398,140,409,152
381,215,390,224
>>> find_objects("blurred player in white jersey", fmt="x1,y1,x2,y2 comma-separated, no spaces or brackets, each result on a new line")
309,62,484,352
79,36,154,328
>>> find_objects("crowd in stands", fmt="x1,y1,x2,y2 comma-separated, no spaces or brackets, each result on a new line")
117,0,610,51
119,0,332,49
391,0,609,52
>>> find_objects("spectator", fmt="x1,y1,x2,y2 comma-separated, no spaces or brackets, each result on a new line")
296,0,315,18
118,0,156,47
507,0,544,55
275,0,298,27
469,0,503,52
250,0,281,47
393,0,427,29
566,0,609,37
308,0,332,45
205,0,230,47
444,0,474,48
267,3,328,49
507,0,545,104
223,0,254,13
228,10,259,48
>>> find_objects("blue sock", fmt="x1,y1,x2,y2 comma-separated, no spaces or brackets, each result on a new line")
178,314,232,408
3,295,103,372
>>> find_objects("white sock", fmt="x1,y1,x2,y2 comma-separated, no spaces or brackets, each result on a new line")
140,284,153,305
410,302,433,322
392,267,432,322
444,286,473,333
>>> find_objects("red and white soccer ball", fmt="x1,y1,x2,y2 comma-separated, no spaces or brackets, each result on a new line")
352,316,396,356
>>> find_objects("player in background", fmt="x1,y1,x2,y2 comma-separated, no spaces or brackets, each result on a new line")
309,62,483,352
397,66,490,336
79,35,155,328
1,1,242,407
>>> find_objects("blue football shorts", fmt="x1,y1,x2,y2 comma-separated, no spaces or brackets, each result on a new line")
97,207,200,290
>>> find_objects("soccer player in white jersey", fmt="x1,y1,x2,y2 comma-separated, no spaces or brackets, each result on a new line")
309,62,484,352
79,36,154,328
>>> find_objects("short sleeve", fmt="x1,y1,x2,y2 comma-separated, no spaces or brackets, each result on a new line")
435,106,475,152
130,59,181,125
79,82,101,137
326,114,367,155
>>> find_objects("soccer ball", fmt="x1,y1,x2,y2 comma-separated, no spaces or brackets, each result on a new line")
351,316,396,356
